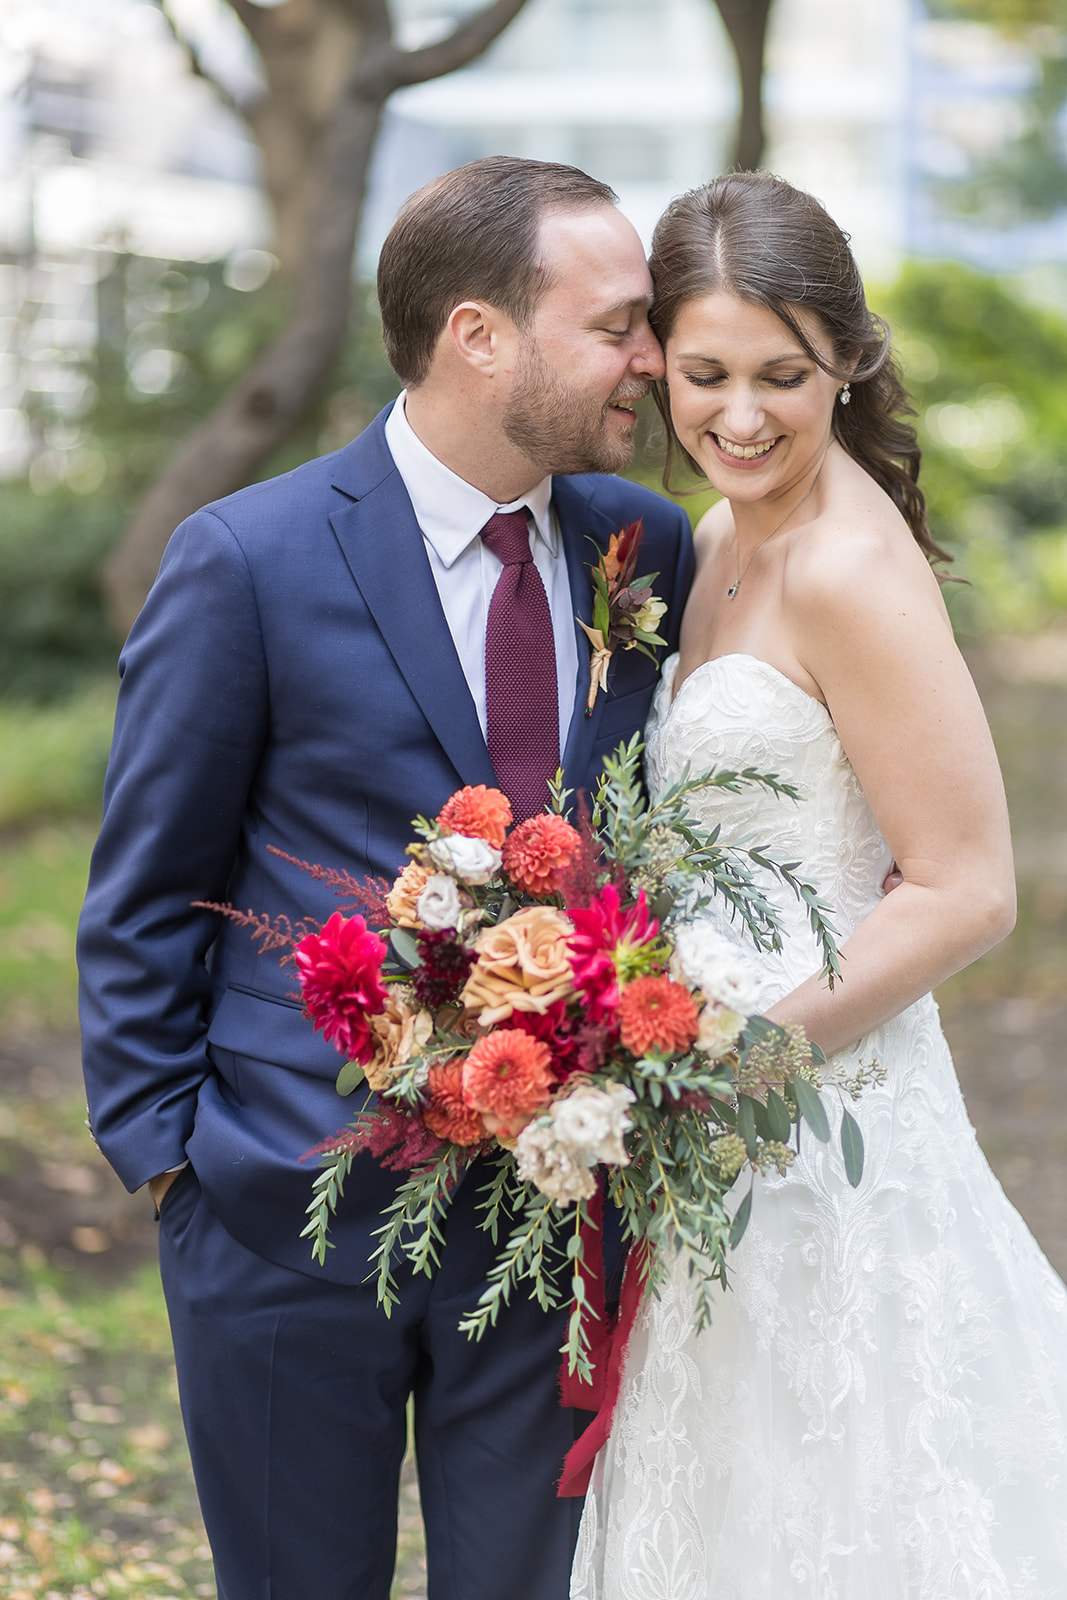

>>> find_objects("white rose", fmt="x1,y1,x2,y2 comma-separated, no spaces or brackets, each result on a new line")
428,834,502,886
416,874,465,930
515,1122,598,1208
670,921,760,1015
550,1083,634,1166
695,1002,744,1058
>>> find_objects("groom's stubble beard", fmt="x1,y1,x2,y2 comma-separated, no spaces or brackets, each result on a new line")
502,338,647,477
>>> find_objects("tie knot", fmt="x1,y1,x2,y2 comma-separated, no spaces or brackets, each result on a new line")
480,509,532,567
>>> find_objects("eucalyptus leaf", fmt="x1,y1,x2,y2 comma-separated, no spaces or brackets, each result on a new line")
792,1077,830,1142
840,1107,864,1188
335,1060,365,1096
390,927,420,970
765,1087,792,1142
736,1093,758,1159
728,1185,753,1250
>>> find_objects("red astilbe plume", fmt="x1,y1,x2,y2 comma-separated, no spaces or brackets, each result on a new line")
293,912,389,1064
412,930,476,1012
462,1029,555,1130
424,1057,489,1147
566,884,660,1024
553,798,601,910
618,976,699,1057
436,785,513,847
266,846,392,923
502,814,584,898
303,1102,444,1172
191,902,317,965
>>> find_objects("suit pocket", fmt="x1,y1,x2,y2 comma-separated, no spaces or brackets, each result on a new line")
206,984,341,1081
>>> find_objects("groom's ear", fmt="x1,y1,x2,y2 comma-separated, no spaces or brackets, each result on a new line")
446,301,518,377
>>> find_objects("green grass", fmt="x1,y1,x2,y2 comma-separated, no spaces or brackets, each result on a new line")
0,824,96,1037
0,1262,214,1600
0,681,115,832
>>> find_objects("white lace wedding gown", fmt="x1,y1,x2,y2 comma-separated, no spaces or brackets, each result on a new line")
571,653,1067,1600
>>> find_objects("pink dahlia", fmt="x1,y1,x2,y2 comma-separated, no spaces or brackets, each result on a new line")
566,884,660,1023
294,911,389,1064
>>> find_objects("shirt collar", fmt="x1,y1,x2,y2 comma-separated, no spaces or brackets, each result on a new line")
384,393,556,569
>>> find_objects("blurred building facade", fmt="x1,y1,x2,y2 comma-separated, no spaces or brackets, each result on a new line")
0,0,1060,480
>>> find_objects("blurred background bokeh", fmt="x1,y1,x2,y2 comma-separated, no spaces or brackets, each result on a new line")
1,2,1066,1595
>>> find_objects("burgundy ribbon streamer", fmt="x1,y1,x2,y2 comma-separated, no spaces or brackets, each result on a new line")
557,1213,650,1499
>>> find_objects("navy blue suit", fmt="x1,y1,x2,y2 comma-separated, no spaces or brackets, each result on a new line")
78,406,693,1599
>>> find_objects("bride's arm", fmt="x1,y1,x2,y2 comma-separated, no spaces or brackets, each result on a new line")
763,521,1015,1057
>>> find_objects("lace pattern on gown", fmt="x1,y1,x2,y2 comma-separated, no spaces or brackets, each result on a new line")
571,654,1067,1600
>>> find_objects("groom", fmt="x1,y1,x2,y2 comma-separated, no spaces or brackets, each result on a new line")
78,156,693,1600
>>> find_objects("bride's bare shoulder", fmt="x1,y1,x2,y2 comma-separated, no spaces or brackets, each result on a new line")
788,478,948,629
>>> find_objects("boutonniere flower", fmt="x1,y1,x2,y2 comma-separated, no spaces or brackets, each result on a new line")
578,518,669,714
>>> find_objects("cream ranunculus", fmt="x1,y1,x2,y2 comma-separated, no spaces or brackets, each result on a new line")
695,1001,745,1058
669,919,760,1015
461,906,576,1025
416,873,466,931
428,833,502,885
550,1081,634,1166
515,1121,598,1207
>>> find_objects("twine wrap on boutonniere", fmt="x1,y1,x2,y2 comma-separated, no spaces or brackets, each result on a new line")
578,518,669,714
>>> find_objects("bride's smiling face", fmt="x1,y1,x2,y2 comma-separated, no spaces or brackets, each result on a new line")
663,291,842,501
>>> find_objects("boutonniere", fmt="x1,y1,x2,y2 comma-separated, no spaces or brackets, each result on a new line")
578,518,669,714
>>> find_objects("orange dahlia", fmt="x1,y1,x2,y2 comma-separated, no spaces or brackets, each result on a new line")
436,785,513,848
424,1057,487,1147
502,814,584,898
462,1029,555,1127
618,976,699,1057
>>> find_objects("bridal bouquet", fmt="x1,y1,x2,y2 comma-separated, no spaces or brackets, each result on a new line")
205,739,856,1380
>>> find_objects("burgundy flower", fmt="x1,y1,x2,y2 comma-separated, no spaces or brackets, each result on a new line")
412,929,476,1012
293,911,389,1063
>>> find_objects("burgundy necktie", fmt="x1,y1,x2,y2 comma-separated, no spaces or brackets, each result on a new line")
480,510,559,824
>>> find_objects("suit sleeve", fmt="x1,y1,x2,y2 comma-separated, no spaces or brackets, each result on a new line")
77,509,269,1192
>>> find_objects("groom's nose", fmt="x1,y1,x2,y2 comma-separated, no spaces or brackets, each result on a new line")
630,320,665,382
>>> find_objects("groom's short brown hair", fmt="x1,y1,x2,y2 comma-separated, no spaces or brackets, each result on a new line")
377,156,617,386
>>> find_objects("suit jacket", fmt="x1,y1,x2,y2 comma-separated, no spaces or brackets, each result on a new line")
78,405,694,1283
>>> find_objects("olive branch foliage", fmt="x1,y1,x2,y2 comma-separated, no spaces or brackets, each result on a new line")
303,735,859,1379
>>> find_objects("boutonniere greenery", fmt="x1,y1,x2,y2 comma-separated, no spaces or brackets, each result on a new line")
578,518,669,714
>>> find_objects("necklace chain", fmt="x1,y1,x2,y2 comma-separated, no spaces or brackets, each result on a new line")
727,468,823,600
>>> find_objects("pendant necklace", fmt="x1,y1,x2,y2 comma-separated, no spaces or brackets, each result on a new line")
727,463,825,600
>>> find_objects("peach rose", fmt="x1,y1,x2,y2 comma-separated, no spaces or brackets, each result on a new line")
386,861,431,929
461,906,577,1026
363,986,433,1092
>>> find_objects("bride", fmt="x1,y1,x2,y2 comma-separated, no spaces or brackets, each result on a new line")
571,173,1067,1597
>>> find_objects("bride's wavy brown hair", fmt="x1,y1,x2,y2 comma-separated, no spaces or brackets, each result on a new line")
648,171,952,571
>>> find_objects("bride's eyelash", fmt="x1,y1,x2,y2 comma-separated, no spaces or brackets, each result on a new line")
681,371,810,390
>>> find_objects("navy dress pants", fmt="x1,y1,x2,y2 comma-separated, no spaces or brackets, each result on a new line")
158,1167,589,1600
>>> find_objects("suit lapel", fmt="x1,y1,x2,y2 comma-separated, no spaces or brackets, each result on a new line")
328,415,498,791
554,476,618,786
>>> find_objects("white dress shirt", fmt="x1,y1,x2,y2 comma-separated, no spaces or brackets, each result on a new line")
384,394,579,759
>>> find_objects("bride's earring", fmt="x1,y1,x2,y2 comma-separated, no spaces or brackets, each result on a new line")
838,382,851,406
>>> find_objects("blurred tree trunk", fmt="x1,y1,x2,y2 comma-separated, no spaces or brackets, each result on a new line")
102,0,530,637
711,0,774,171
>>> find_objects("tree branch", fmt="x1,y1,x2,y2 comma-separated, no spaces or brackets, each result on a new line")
156,0,264,124
389,0,529,89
